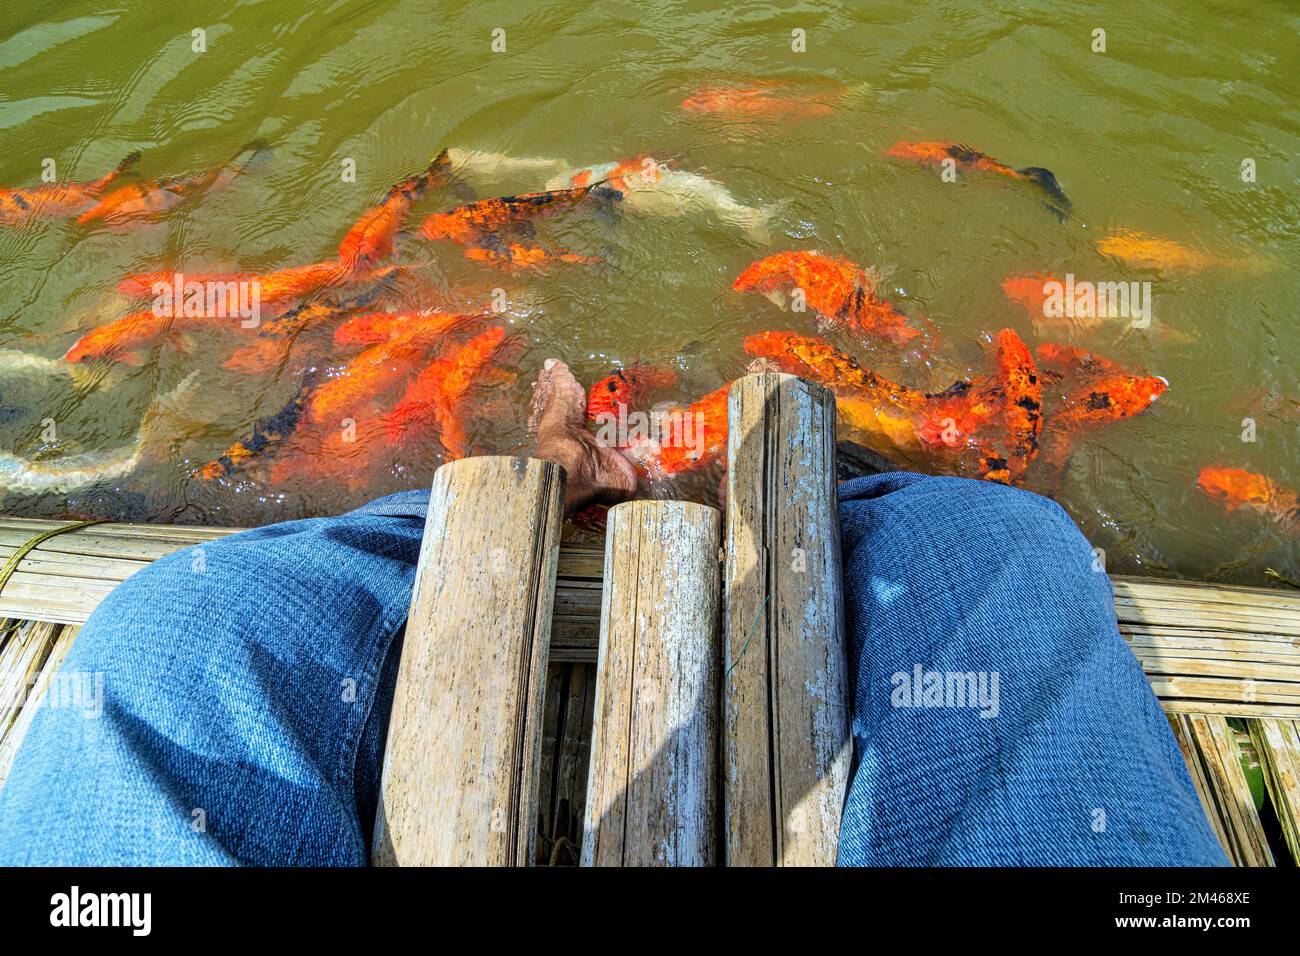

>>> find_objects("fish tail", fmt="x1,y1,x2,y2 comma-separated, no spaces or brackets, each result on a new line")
1016,166,1072,212
232,139,271,171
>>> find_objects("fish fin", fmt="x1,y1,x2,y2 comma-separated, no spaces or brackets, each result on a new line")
1016,166,1072,213
116,151,143,174
233,140,271,172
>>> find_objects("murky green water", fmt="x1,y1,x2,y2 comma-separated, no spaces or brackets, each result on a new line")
0,0,1296,583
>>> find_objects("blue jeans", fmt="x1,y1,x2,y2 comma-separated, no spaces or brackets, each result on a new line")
0,475,1225,865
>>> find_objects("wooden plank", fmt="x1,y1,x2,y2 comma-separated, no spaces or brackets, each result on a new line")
372,457,564,867
1248,718,1300,864
582,500,722,867
1171,714,1274,866
722,372,850,867
0,622,80,790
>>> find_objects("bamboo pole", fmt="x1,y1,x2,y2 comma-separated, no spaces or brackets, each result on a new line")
1248,718,1300,864
372,456,564,866
722,372,850,866
582,500,722,866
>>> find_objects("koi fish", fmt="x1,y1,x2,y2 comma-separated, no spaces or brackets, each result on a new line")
887,141,1071,215
333,310,479,348
76,140,266,226
742,331,928,451
733,251,922,345
0,372,200,494
586,365,679,421
117,259,348,305
680,81,838,121
0,152,140,225
1196,466,1298,530
385,326,508,456
1093,231,1254,273
548,158,775,240
421,182,604,245
1034,343,1167,467
193,375,316,480
1036,343,1168,428
462,242,600,269
1002,273,1067,321
307,331,439,424
338,149,451,271
978,329,1042,484
631,383,730,476
64,311,174,365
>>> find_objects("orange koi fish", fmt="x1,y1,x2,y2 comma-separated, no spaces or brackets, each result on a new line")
733,251,922,345
117,259,348,305
0,152,140,225
64,311,172,365
1196,466,1298,530
76,141,266,226
193,375,316,480
1035,343,1168,428
1002,273,1069,322
1093,230,1252,273
742,331,928,451
680,80,840,121
462,242,600,269
638,383,731,476
307,332,438,424
586,365,679,422
420,182,604,245
338,149,451,271
333,310,479,348
887,141,1071,215
385,326,508,456
978,329,1042,484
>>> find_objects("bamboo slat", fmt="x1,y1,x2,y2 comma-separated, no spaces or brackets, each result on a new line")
372,457,564,867
1171,714,1274,867
1248,718,1300,863
722,373,850,867
0,620,80,789
582,500,722,867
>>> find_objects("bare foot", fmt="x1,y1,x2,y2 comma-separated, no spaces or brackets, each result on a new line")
530,359,638,516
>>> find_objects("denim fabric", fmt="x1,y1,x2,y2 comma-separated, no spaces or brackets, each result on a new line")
834,473,1226,865
0,491,429,865
0,477,1226,865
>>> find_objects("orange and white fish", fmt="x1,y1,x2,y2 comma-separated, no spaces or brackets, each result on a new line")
384,326,508,456
628,383,730,477
76,141,266,227
332,310,480,348
548,157,775,240
338,149,451,271
1196,466,1298,531
734,251,922,345
887,141,1071,216
0,152,140,225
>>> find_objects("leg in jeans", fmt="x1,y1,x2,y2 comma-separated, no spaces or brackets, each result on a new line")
0,360,634,866
834,472,1228,866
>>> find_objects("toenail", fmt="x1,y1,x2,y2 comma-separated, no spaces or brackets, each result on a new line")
543,358,557,370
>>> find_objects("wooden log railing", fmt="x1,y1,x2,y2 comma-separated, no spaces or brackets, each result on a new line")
372,456,564,866
722,373,851,866
582,500,722,866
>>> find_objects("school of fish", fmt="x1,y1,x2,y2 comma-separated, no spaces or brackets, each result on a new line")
0,84,1285,552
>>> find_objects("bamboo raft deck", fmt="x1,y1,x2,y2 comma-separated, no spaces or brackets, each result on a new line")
1,373,1298,866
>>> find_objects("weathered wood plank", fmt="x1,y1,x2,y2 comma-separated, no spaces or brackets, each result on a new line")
582,500,722,867
372,456,564,867
1248,718,1300,864
722,373,850,867
1171,714,1274,866
0,621,80,790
